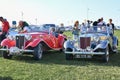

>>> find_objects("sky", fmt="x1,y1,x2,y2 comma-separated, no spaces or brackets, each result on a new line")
0,0,120,26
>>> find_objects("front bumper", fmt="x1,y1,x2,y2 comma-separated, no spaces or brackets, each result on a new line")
65,51,105,58
64,51,105,55
0,47,34,55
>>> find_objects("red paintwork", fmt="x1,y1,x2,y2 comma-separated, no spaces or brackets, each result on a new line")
1,38,15,48
1,32,66,50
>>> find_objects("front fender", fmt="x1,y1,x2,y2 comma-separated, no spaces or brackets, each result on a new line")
1,39,15,48
25,39,42,48
94,40,109,50
64,40,74,50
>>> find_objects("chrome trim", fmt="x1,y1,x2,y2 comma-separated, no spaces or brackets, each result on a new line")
65,51,105,55
0,48,34,53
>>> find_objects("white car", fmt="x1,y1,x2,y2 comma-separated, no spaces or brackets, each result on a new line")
65,26,73,31
115,26,120,30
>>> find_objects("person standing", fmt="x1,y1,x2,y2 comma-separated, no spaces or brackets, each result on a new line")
107,19,115,34
0,17,10,43
72,21,80,41
97,17,106,26
80,22,87,34
86,20,92,28
59,23,65,34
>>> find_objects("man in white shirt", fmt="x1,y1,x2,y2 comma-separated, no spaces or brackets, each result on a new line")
97,17,106,26
80,24,87,34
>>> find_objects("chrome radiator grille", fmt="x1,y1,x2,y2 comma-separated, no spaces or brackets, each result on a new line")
80,37,91,49
16,35,25,49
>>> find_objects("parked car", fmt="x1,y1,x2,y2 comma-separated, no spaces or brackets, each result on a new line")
65,26,73,31
0,25,66,60
42,24,59,32
64,26,118,62
115,26,120,30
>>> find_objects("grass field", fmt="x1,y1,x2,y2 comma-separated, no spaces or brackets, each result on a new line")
0,30,120,80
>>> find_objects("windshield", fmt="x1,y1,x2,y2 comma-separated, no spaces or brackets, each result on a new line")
81,26,107,34
8,25,54,35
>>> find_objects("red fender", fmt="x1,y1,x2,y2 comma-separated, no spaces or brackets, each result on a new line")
57,34,66,47
25,38,55,49
25,39,42,49
1,39,15,48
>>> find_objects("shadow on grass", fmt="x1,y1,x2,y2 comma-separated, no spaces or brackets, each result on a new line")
10,50,120,67
0,76,13,80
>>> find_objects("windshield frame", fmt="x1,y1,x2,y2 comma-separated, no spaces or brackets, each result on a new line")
80,26,108,35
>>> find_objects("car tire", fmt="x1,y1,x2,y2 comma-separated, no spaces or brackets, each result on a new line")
65,48,73,60
2,51,12,59
2,46,12,59
33,43,43,60
102,47,109,62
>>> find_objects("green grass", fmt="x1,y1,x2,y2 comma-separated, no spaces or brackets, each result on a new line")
0,30,120,80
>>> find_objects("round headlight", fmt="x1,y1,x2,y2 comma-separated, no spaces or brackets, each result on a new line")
86,46,91,51
25,34,32,40
7,35,15,40
100,36,107,40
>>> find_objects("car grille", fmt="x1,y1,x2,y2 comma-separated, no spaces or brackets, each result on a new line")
80,37,91,49
16,35,25,49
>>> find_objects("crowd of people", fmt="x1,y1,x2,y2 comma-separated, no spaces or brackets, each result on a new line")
72,17,115,40
0,16,31,43
0,16,116,43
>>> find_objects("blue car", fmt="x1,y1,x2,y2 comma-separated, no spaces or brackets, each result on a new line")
64,26,118,62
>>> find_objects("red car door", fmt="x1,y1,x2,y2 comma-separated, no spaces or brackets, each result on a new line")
49,34,58,48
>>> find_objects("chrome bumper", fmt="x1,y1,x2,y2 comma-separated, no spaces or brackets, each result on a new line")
0,47,34,54
64,51,105,55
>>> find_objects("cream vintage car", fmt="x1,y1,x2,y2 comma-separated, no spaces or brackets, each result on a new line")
64,26,118,62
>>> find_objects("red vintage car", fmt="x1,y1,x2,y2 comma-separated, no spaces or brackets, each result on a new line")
0,25,66,60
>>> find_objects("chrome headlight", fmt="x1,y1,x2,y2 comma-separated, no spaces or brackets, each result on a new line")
7,35,15,40
25,34,32,40
93,36,100,42
86,46,91,51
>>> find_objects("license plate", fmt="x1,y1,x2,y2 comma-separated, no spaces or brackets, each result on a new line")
75,55,92,58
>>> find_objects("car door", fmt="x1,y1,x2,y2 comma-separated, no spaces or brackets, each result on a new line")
49,33,58,48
